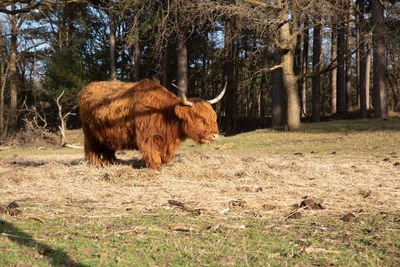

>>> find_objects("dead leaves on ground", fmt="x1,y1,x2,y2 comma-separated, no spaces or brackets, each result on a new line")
304,247,339,254
384,152,400,166
7,208,22,216
1,201,46,224
300,199,324,210
235,186,263,193
287,198,324,219
209,222,246,231
359,190,372,199
167,199,247,234
167,199,204,215
0,201,22,216
229,199,247,208
287,197,363,224
215,255,247,267
168,198,250,217
169,222,246,234
170,224,201,233
341,213,357,222
167,195,361,225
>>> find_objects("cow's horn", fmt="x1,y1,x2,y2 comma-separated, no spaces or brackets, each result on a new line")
172,83,193,106
207,82,227,104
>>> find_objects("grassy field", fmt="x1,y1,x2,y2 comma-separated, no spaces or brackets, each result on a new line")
1,117,400,266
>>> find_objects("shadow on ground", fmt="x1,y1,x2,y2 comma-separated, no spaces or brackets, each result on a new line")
8,157,146,169
0,219,87,266
116,158,146,169
9,159,82,167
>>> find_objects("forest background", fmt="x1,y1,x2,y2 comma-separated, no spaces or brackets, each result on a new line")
0,0,399,142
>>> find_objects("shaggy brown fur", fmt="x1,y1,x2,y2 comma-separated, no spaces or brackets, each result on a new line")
78,79,220,170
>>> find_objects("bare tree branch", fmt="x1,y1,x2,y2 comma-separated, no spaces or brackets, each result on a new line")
0,1,40,14
56,91,81,148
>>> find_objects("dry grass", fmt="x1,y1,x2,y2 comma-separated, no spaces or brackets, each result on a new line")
1,119,400,266
1,120,399,220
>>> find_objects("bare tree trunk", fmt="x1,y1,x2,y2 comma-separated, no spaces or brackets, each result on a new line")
280,12,300,130
271,47,284,128
109,11,116,80
0,32,6,135
300,18,309,117
331,27,337,114
249,37,259,118
56,91,68,147
9,8,18,131
372,0,388,118
223,18,235,128
177,31,188,96
294,25,301,78
282,54,299,130
355,1,360,109
133,15,140,81
56,91,81,148
358,0,367,119
365,44,371,110
360,54,368,118
312,21,321,122
0,60,6,135
294,21,302,119
260,73,267,117
345,0,353,111
336,25,346,113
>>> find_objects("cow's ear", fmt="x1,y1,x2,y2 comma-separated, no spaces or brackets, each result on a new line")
174,104,191,120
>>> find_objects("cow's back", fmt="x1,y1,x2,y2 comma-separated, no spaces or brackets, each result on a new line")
79,79,181,151
78,80,137,107
79,80,139,149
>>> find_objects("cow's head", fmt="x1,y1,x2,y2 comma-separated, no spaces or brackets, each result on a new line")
174,83,226,144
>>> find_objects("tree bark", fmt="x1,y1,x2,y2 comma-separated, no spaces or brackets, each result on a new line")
223,18,235,127
177,30,188,96
372,0,388,118
133,15,140,81
331,27,337,114
109,11,116,80
9,7,18,131
300,18,309,117
355,0,360,109
345,0,353,111
271,47,284,128
280,14,300,130
365,44,371,110
358,0,367,119
312,21,321,122
0,60,5,135
260,73,267,117
336,25,346,113
0,33,6,135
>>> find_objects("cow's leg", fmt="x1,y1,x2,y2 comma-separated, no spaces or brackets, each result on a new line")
142,151,162,170
102,148,116,166
138,142,162,170
85,141,102,166
161,142,179,164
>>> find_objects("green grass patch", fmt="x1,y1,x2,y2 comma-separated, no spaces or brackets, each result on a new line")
182,117,400,158
1,210,399,266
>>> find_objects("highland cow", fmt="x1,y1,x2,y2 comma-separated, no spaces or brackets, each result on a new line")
78,79,225,170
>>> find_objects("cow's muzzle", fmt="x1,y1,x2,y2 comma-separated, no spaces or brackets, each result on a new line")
200,134,219,145
212,134,219,140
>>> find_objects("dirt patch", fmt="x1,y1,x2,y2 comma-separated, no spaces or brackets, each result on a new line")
0,149,399,219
